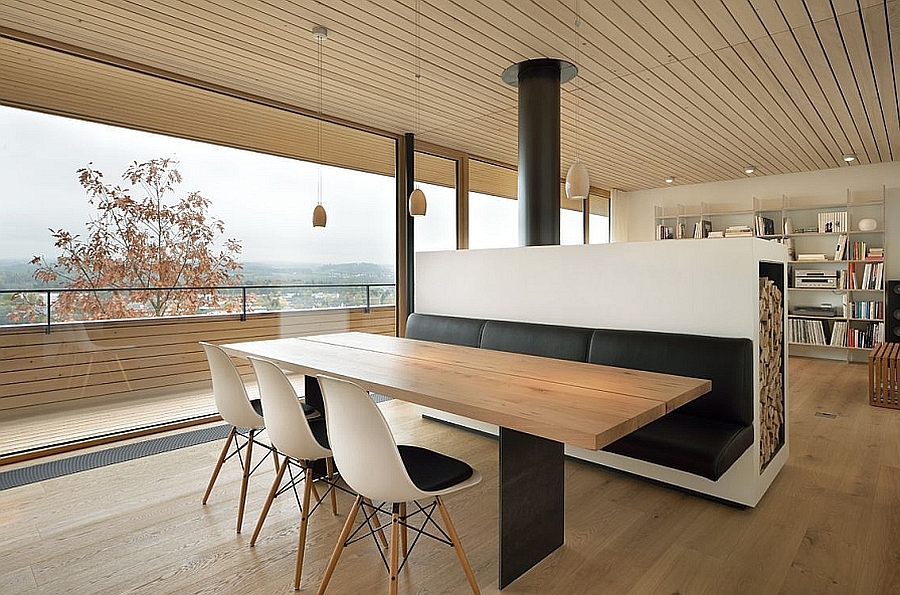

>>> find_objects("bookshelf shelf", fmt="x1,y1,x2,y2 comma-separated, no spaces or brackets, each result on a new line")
654,187,887,361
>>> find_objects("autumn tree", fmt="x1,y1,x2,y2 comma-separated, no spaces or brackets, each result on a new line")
16,158,242,322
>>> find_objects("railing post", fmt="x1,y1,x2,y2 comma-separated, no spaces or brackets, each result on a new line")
241,287,247,322
45,290,51,334
366,285,371,314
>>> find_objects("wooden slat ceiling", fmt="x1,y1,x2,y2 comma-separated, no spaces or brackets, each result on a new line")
0,0,897,191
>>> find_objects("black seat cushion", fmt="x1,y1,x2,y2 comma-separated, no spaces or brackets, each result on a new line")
602,412,754,481
398,445,474,492
307,417,330,449
480,320,593,361
406,313,486,347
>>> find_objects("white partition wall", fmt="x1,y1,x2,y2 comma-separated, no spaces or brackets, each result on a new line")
415,238,788,506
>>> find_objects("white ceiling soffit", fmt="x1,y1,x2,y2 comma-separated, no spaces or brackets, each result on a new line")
0,0,897,191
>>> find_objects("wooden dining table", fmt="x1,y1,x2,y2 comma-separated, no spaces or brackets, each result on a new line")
221,332,711,589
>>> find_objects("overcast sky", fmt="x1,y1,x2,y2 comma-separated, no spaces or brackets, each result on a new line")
0,105,413,266
1,105,597,268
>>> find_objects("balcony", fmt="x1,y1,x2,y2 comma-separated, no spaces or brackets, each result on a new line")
0,284,396,463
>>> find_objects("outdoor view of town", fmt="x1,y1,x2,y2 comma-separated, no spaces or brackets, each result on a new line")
0,107,403,327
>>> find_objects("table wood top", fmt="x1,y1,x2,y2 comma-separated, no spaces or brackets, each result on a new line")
222,332,711,451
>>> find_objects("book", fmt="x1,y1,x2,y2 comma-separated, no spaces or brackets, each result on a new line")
833,234,847,260
817,211,848,233
693,219,712,239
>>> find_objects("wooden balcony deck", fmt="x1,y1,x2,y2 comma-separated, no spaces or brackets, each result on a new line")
0,306,395,465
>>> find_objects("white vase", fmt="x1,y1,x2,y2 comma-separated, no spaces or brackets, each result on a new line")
858,218,877,231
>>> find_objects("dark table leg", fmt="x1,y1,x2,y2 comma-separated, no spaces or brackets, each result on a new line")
499,427,565,589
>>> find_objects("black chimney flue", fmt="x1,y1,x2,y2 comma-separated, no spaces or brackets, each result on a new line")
502,58,576,247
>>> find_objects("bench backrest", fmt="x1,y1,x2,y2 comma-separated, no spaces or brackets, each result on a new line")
480,319,593,362
405,313,485,347
405,313,753,427
587,329,753,426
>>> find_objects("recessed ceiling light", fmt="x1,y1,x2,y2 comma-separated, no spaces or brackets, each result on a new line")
743,166,755,174
665,176,675,184
842,153,857,163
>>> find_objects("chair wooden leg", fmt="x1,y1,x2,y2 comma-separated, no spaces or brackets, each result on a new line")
250,456,289,546
364,498,390,549
399,502,408,558
435,497,481,595
294,466,316,590
389,505,401,595
326,457,338,515
236,429,255,533
316,495,362,595
271,449,280,472
202,426,236,505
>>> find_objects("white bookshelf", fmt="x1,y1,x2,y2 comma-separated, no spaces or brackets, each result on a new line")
655,187,887,362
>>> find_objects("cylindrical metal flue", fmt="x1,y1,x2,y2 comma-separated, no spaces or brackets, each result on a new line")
502,58,576,247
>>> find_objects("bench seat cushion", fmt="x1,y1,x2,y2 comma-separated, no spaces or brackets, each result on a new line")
602,411,754,481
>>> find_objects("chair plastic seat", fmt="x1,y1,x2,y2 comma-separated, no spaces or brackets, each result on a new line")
398,445,474,493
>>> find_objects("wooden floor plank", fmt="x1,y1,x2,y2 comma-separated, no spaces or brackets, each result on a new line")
1,357,899,594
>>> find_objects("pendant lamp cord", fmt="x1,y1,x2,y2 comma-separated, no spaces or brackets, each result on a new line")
574,0,581,162
414,0,421,190
317,28,323,205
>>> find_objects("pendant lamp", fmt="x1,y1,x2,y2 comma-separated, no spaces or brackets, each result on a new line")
408,0,426,217
565,0,590,201
312,26,328,227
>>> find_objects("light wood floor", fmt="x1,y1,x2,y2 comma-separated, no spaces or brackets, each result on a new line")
1,357,898,594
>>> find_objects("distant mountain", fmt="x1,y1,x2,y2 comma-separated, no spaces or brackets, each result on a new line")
0,260,395,290
0,260,41,289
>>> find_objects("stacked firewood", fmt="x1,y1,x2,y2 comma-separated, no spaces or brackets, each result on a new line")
759,278,784,470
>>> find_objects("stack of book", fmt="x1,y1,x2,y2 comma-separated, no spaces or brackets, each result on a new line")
851,300,884,320
849,240,867,260
867,247,884,260
833,234,848,260
829,321,848,347
860,261,884,290
693,220,712,239
724,225,753,237
789,318,828,345
848,322,884,349
817,211,848,233
754,215,776,236
796,253,827,261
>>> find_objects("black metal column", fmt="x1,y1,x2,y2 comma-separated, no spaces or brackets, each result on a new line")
503,58,575,247
403,132,416,316
499,427,565,588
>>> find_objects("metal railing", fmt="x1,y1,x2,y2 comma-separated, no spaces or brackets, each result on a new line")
0,283,396,333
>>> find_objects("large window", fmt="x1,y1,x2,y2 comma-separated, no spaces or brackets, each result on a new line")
468,159,518,249
589,192,611,244
413,152,457,253
0,104,397,323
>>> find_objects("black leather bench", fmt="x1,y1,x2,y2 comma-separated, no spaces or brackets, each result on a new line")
406,313,754,482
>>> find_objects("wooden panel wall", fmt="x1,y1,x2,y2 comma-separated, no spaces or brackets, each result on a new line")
0,307,396,411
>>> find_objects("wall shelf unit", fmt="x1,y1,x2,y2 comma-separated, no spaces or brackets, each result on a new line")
655,187,887,362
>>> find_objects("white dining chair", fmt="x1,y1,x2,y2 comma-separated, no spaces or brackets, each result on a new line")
315,374,482,595
247,356,339,590
199,342,277,533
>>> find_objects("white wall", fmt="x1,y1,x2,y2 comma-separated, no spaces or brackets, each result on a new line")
618,162,900,278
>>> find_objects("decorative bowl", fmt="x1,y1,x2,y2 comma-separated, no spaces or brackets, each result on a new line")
857,218,877,231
